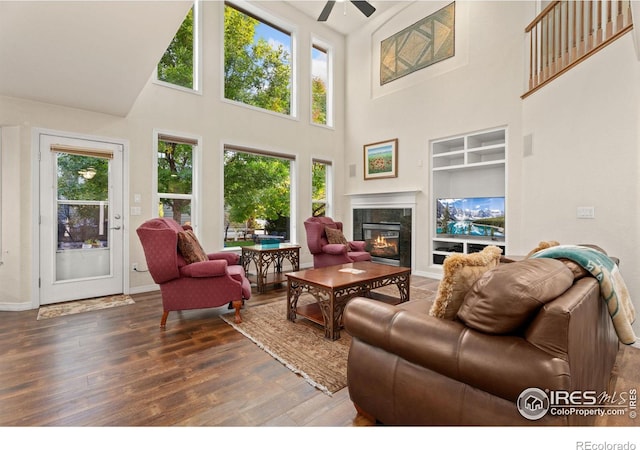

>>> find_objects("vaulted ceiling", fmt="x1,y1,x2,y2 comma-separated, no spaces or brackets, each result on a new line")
0,1,404,117
0,1,192,117
288,1,404,35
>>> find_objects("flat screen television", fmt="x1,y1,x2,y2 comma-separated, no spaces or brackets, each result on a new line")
436,197,505,239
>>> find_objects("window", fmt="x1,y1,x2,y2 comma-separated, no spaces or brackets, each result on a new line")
157,2,199,90
156,133,198,227
312,159,332,217
311,42,332,126
224,2,293,115
224,147,293,244
55,149,111,251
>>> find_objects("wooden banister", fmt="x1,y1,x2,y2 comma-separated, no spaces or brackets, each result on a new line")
522,0,633,99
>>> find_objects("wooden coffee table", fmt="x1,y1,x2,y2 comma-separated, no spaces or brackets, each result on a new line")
286,261,411,340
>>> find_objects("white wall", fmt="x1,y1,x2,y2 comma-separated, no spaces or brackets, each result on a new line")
521,32,640,333
343,0,640,335
343,1,528,272
0,1,345,308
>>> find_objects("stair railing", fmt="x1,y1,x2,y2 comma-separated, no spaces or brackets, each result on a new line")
523,0,633,98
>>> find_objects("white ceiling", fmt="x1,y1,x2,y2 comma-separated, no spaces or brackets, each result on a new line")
287,1,404,35
0,1,404,117
0,1,193,117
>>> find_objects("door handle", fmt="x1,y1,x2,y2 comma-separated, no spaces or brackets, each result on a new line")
110,226,122,230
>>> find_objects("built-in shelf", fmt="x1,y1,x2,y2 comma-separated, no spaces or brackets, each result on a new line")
430,127,507,267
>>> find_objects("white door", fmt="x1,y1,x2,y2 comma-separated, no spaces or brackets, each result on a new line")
39,133,124,305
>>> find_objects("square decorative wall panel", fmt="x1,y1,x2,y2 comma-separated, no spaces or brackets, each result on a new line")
380,2,455,85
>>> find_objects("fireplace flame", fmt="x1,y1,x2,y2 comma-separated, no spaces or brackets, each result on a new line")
374,235,387,247
372,235,397,252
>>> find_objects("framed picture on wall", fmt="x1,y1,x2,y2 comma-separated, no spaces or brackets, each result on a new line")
364,138,398,180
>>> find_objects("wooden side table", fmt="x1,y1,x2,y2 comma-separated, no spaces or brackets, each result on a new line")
241,244,301,293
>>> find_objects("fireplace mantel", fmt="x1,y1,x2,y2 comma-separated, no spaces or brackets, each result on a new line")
347,190,420,208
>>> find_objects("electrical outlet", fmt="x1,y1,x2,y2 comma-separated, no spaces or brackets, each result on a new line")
132,263,138,271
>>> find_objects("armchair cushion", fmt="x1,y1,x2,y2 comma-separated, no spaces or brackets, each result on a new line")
179,259,228,278
322,243,349,255
429,245,502,320
457,258,574,334
177,230,208,264
325,226,349,245
208,252,240,266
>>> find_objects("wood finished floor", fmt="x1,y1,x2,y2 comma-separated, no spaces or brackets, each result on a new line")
1,274,638,430
0,276,439,426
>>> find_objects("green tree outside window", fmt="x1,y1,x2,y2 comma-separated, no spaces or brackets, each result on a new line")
158,6,194,89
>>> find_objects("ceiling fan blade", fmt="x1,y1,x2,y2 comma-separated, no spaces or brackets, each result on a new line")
351,1,376,18
318,1,336,21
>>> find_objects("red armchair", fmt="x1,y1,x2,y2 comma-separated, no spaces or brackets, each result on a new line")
136,218,251,328
304,217,372,268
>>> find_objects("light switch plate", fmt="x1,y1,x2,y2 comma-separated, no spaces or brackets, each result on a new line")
577,206,595,219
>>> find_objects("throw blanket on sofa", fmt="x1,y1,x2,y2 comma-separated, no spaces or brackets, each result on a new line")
531,245,636,345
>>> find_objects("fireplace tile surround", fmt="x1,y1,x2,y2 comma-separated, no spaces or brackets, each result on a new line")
349,191,418,270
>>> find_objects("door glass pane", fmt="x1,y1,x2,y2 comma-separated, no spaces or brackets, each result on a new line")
56,153,110,281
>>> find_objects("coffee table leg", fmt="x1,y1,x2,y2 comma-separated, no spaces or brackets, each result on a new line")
396,273,411,302
287,280,304,322
307,288,341,340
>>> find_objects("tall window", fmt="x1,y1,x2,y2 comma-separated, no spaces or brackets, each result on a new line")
157,2,199,90
156,134,197,227
224,147,292,244
312,159,332,217
224,2,293,115
311,42,331,126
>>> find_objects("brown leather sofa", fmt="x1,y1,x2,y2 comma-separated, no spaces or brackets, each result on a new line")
343,257,620,425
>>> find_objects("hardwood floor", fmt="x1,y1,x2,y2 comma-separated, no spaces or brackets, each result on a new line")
1,274,638,435
0,275,437,427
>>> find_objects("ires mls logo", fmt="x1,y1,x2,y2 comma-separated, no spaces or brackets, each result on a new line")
517,387,637,420
517,388,550,420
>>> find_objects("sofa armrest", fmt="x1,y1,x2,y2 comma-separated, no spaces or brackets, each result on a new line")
322,243,348,255
349,241,366,252
179,259,228,278
344,297,571,402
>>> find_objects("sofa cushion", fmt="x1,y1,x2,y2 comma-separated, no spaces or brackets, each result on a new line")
325,226,348,246
177,230,208,264
429,245,503,320
457,258,574,334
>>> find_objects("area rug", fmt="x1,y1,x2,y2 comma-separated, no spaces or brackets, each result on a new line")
221,286,437,396
37,294,134,320
222,298,350,396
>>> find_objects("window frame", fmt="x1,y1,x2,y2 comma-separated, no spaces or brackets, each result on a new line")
222,0,297,118
153,130,201,231
154,0,202,94
311,158,333,218
222,144,297,245
310,38,333,127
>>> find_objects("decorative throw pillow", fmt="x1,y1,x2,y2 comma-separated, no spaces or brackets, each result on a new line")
325,226,349,246
177,230,208,264
457,258,574,334
429,245,503,320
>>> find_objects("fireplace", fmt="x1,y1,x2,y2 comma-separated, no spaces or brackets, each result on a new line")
353,207,412,267
363,223,401,266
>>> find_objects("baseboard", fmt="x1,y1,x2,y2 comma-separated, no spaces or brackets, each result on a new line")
0,302,34,312
128,284,159,295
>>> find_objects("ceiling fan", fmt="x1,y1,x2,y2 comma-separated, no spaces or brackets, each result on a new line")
318,1,376,22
